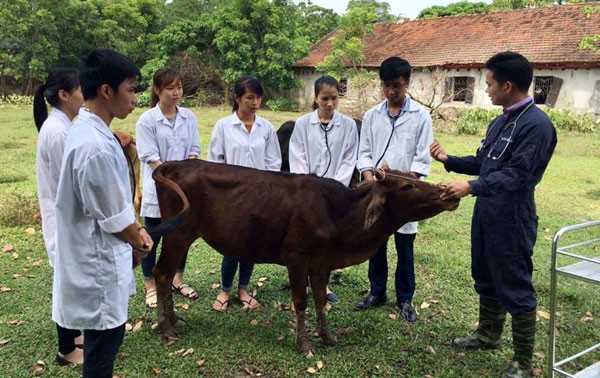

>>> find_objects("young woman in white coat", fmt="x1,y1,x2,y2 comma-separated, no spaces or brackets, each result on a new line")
288,75,359,303
34,68,85,365
209,76,282,312
136,67,201,307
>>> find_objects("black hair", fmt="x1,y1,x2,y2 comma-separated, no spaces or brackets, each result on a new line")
150,67,181,107
79,49,141,100
485,51,533,92
379,56,412,82
232,76,263,112
312,75,340,110
33,68,79,132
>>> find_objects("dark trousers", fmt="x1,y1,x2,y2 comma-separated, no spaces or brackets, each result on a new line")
82,324,125,378
221,256,254,291
471,200,537,315
368,232,416,303
56,324,81,355
141,217,186,279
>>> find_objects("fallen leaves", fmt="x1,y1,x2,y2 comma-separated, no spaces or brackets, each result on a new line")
250,319,258,326
13,274,24,279
1,287,11,292
174,303,190,310
25,228,35,234
0,339,9,346
196,359,205,367
388,313,397,320
125,320,144,332
29,360,45,374
2,244,13,253
210,283,220,289
537,310,551,320
420,302,431,309
581,311,593,323
8,320,23,326
307,360,324,374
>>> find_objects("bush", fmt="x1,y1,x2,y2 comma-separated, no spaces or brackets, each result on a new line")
455,108,501,135
136,91,151,108
266,98,298,112
545,108,597,133
0,95,34,106
0,190,39,227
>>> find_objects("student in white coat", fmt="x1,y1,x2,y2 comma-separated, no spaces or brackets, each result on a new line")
288,75,359,304
209,76,281,312
136,67,201,308
53,49,153,378
34,68,85,365
354,57,433,323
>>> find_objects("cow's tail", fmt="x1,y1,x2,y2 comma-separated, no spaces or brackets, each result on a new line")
147,170,190,239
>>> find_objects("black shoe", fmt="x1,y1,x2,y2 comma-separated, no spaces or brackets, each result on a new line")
452,331,502,350
355,294,386,310
326,291,339,304
398,301,417,322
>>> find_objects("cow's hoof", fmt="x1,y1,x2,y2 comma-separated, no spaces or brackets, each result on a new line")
320,332,337,346
296,339,313,355
173,317,187,328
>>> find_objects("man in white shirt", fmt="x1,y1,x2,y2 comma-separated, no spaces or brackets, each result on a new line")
54,49,153,378
354,57,434,323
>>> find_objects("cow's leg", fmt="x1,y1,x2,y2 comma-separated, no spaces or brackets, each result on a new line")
309,272,336,346
154,232,194,339
287,266,311,354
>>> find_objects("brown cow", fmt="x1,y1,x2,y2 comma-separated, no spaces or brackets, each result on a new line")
151,159,459,353
113,130,142,215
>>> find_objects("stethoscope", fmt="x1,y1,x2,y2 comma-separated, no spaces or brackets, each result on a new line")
479,101,533,160
319,115,334,177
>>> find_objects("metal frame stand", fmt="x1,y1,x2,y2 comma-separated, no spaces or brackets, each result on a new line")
548,220,600,378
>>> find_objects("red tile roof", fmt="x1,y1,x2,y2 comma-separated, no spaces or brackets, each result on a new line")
295,4,600,69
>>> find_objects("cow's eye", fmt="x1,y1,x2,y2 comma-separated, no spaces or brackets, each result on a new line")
400,184,413,191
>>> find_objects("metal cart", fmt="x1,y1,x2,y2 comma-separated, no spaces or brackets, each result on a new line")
548,220,600,378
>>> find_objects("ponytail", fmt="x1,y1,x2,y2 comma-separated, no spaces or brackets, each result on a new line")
32,68,79,133
33,83,48,132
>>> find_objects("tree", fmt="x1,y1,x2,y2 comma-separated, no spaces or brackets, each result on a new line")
579,4,600,54
296,1,340,45
418,1,489,19
347,0,395,22
211,0,310,90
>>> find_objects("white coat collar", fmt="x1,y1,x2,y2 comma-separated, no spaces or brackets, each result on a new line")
376,95,418,114
151,103,187,126
309,109,342,126
231,111,265,128
49,107,72,127
78,107,115,140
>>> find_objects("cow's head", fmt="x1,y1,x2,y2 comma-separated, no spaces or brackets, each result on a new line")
365,166,459,229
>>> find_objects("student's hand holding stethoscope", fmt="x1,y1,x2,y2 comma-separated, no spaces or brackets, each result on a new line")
430,140,471,200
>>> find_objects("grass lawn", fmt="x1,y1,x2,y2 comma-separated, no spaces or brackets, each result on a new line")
0,105,598,377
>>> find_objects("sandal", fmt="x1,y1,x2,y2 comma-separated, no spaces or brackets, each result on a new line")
212,298,229,312
172,283,199,300
145,289,157,308
240,296,260,312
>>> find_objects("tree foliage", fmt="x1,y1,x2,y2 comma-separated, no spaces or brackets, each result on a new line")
418,1,489,19
347,0,395,22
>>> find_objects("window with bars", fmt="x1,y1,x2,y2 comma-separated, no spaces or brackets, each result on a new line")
444,76,475,103
534,76,554,104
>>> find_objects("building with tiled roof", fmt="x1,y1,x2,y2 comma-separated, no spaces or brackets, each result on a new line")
291,4,600,117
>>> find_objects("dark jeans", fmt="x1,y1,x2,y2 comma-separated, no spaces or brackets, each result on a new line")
221,256,254,292
368,232,416,303
56,324,81,355
82,323,125,378
141,217,186,279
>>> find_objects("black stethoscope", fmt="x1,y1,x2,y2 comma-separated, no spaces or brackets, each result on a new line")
478,101,533,160
319,116,334,177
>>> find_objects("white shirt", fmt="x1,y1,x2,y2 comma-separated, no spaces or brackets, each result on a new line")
357,98,434,234
36,108,71,267
53,108,136,330
208,112,281,171
136,104,201,217
289,109,358,187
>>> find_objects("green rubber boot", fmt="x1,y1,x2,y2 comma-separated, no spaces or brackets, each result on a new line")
452,297,506,350
503,310,536,377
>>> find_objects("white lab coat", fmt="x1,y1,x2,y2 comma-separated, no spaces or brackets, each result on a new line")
53,109,136,330
289,109,358,187
208,112,281,171
357,97,434,234
36,108,71,267
135,104,201,218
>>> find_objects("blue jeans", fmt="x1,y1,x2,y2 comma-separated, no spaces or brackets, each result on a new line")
221,256,254,292
141,217,186,279
82,323,125,378
368,232,416,303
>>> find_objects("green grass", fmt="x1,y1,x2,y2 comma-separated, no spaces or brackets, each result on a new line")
0,105,599,377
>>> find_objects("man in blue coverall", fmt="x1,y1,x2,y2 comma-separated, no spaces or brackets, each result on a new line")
430,51,557,378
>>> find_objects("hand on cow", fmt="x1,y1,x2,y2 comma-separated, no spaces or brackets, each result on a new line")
362,170,375,181
430,140,448,164
440,181,471,200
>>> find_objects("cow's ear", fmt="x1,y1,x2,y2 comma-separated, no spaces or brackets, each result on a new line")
364,194,385,229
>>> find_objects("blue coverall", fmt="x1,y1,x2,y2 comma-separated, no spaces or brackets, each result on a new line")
444,101,557,315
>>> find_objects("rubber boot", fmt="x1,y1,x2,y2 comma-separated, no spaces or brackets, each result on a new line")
453,297,506,350
501,310,536,377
